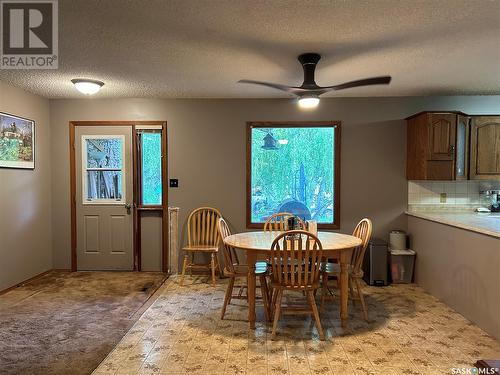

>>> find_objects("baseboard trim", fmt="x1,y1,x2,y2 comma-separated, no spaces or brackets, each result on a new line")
0,269,64,296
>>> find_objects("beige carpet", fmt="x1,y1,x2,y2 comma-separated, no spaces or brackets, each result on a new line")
0,271,167,375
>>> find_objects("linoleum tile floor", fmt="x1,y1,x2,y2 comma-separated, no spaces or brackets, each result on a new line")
93,276,500,375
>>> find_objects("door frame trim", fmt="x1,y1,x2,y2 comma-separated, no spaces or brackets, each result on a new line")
69,121,168,272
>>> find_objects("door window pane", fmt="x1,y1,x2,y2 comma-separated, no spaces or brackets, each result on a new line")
249,126,338,225
86,171,123,200
140,132,162,205
82,136,125,203
86,138,122,168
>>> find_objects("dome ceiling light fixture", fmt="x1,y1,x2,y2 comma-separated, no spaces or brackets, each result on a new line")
298,94,320,109
71,78,105,95
239,53,391,109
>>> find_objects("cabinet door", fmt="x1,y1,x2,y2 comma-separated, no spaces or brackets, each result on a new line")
428,114,456,161
471,117,500,179
406,115,428,180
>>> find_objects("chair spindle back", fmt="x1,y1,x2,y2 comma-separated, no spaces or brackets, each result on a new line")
351,218,373,274
270,230,323,288
263,212,306,232
218,218,239,274
187,207,222,247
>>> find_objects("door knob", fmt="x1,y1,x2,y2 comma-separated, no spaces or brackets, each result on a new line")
449,145,455,156
125,203,132,214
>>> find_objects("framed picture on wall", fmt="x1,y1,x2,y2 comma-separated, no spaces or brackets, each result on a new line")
0,112,35,169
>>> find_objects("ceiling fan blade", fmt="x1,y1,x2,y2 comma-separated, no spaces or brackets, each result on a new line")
238,79,306,95
323,76,392,91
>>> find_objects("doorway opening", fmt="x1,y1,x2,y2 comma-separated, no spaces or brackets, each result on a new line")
69,121,168,272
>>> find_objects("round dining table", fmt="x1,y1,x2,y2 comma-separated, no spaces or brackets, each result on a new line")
223,231,362,329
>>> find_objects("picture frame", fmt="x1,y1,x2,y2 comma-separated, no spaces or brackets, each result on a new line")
0,112,35,169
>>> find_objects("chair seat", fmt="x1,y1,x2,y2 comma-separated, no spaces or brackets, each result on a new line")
255,261,268,270
182,245,218,252
322,262,341,274
322,262,363,278
226,263,268,277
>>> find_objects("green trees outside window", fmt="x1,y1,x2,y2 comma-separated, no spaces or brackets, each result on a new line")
140,132,162,205
248,123,340,227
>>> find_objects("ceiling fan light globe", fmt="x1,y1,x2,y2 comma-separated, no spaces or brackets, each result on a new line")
71,79,104,95
298,96,320,109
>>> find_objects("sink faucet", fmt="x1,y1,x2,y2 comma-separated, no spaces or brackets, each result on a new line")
480,190,500,212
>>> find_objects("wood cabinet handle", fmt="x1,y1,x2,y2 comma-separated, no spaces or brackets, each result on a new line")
449,145,455,155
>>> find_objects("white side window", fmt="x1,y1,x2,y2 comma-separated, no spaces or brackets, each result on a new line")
82,135,125,204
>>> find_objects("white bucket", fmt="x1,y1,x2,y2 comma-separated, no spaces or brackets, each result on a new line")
389,230,407,250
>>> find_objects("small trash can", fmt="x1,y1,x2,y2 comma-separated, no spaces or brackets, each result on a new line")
389,249,415,283
363,238,389,286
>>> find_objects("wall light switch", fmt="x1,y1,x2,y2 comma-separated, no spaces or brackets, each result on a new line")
169,179,179,188
440,193,447,203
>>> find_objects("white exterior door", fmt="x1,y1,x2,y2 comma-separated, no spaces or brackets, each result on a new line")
75,126,134,270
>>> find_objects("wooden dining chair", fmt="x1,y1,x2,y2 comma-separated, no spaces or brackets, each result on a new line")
321,218,373,321
218,218,271,320
180,207,222,287
269,230,325,340
265,213,307,300
263,212,306,232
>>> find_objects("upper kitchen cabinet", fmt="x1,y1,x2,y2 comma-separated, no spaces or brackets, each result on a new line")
406,111,469,180
428,113,456,161
470,116,500,180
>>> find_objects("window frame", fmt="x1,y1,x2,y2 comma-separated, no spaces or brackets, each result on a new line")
136,126,163,209
81,134,125,205
246,121,341,230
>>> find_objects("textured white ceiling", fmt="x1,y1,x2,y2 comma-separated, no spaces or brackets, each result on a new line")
1,0,499,99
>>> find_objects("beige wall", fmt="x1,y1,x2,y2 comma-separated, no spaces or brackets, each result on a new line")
49,95,500,269
0,82,52,290
409,216,500,340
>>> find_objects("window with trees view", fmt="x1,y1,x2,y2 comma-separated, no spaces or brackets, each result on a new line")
247,122,340,228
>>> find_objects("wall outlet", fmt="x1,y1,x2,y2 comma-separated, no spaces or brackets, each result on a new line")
169,179,179,188
440,193,447,203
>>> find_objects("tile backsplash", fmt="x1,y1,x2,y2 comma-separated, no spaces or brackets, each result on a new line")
408,180,500,209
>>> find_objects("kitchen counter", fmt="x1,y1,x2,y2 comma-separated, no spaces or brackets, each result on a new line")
407,213,500,340
405,210,500,238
